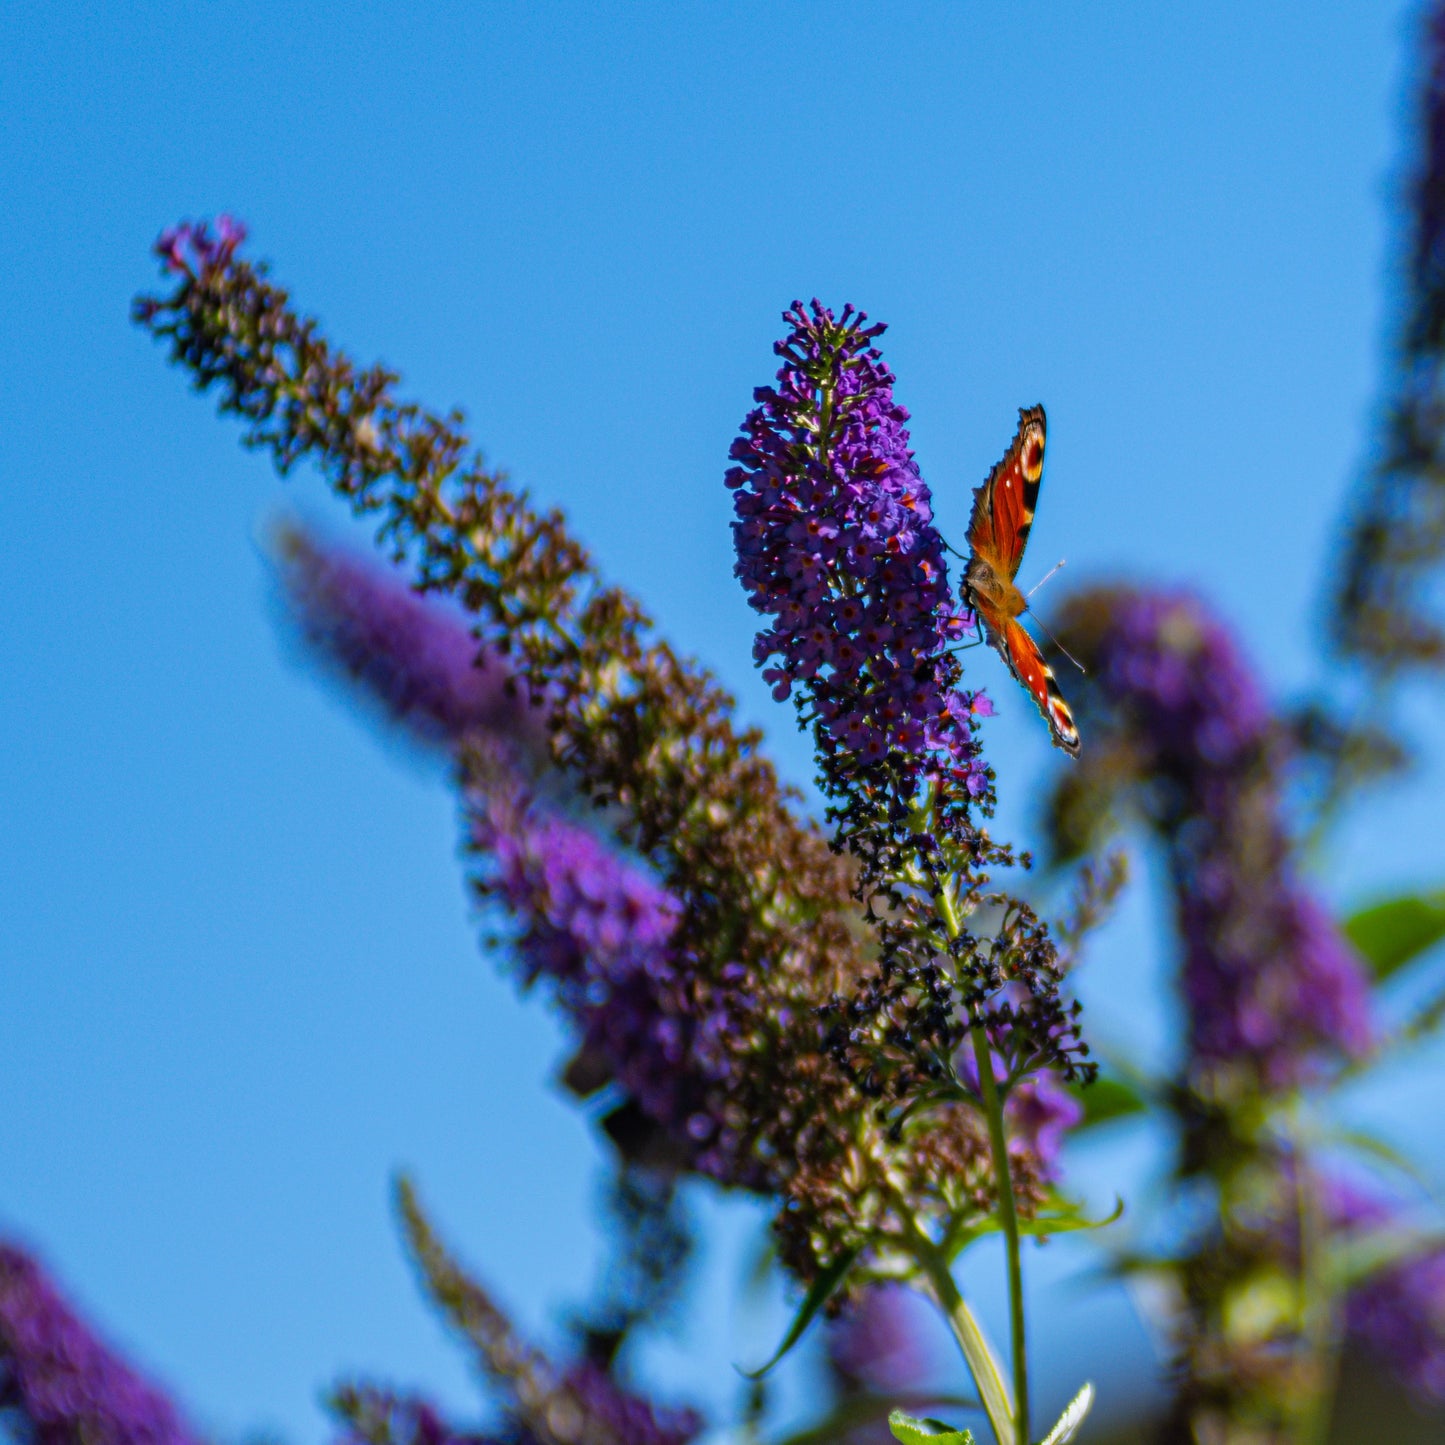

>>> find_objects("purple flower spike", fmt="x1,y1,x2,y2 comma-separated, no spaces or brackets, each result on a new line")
1054,587,1371,1087
271,522,547,762
0,1244,201,1445
469,770,758,1183
727,301,986,817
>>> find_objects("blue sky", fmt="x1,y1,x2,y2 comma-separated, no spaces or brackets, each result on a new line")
2,1,1442,1440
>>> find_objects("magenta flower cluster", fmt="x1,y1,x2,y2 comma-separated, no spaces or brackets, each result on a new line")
1084,588,1371,1084
0,1245,200,1445
726,301,988,806
155,216,247,278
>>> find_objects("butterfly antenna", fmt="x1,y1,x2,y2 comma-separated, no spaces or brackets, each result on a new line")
1027,558,1067,599
1026,609,1088,675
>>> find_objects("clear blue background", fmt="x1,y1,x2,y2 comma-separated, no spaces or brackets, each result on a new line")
3,1,1442,1440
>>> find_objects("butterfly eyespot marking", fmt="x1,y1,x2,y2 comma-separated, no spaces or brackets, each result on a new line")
964,404,1079,756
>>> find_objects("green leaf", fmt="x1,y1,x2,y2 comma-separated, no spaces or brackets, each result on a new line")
1038,1382,1094,1445
772,1396,981,1445
1016,1193,1125,1239
736,1245,860,1380
1343,891,1445,981
1069,1075,1148,1130
888,1409,974,1445
1330,1127,1432,1188
1399,981,1445,1044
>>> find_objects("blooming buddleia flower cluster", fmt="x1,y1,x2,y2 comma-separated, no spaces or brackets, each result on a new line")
727,301,990,854
1048,586,1370,1089
728,302,1091,1156
0,1244,201,1445
1047,587,1379,1438
271,527,751,1180
139,229,1093,1298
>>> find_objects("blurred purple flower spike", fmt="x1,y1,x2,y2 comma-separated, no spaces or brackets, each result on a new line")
0,1243,201,1445
270,521,547,763
828,1284,929,1397
1059,586,1371,1086
470,773,761,1183
1326,1180,1445,1403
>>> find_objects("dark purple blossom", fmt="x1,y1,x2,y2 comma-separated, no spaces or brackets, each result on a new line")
1053,587,1371,1086
1005,1073,1082,1183
0,1243,201,1445
468,770,756,1183
270,522,546,761
554,1364,700,1445
155,217,246,278
827,1284,929,1397
726,301,989,816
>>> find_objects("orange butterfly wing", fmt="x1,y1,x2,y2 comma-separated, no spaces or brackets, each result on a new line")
965,406,1081,757
967,404,1045,581
998,618,1080,757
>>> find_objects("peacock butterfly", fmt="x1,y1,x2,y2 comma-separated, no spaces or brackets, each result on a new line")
962,405,1081,756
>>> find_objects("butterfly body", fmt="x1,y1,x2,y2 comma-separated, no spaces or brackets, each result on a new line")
962,405,1081,756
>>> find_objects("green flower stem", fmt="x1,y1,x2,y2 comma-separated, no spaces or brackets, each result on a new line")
932,861,1030,1445
1293,1115,1342,1445
971,1022,1030,1445
912,1233,1015,1445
